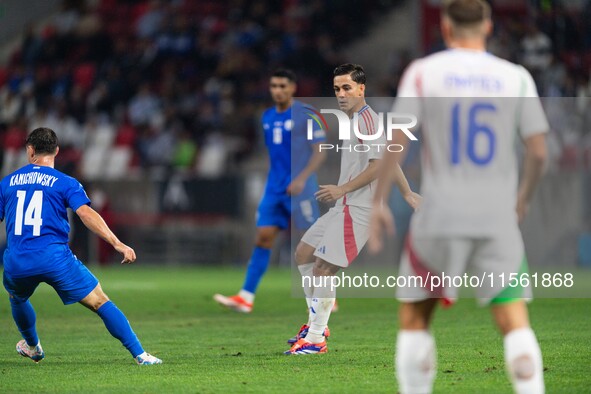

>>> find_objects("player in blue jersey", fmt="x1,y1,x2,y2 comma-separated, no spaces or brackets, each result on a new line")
214,69,326,313
0,128,162,365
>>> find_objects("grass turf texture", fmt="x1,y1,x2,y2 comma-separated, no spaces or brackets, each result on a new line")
0,266,589,393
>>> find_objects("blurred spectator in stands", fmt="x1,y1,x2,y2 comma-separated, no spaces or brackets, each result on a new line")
28,104,56,133
0,85,23,127
541,54,567,96
544,2,582,53
488,25,518,62
135,0,165,39
521,23,552,85
128,82,161,126
19,80,37,119
3,117,28,151
53,0,82,35
172,128,198,170
21,24,42,67
137,124,175,168
54,99,84,150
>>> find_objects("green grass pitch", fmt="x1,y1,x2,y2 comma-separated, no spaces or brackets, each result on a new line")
0,266,589,393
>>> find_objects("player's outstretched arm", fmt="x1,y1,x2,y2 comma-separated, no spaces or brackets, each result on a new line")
287,143,327,195
517,133,547,222
76,205,136,264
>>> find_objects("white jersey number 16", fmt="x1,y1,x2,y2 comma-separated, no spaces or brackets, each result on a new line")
451,102,497,166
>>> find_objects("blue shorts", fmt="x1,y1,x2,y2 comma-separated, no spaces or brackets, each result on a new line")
3,257,99,305
256,191,320,231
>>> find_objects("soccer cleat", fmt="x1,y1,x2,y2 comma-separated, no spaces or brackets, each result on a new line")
213,294,253,313
287,324,330,344
135,352,162,365
16,340,44,363
284,338,327,355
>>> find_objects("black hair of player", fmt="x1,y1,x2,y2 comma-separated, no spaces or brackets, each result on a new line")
333,64,366,85
25,127,59,154
271,68,297,83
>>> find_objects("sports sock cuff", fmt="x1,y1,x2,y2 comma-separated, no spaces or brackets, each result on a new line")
96,300,115,316
298,263,314,276
238,290,255,304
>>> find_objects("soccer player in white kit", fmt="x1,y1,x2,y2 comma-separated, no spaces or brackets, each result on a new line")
369,1,548,393
285,64,420,355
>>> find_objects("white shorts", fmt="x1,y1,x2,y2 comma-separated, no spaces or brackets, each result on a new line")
301,205,371,268
396,227,531,305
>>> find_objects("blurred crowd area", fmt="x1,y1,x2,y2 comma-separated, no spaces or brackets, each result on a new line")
0,0,590,181
386,0,591,171
0,0,401,180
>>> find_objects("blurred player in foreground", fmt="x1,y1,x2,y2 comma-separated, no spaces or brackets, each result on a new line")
1,128,162,365
285,64,420,355
214,69,326,313
369,0,548,392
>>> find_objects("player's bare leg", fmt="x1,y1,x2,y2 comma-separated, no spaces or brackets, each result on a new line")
396,299,438,394
81,284,162,365
214,226,280,313
492,300,544,394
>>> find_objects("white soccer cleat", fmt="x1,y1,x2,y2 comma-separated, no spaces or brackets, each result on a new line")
213,294,253,313
16,340,45,363
135,352,162,365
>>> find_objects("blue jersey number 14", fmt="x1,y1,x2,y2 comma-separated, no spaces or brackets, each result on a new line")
14,190,44,236
451,102,497,166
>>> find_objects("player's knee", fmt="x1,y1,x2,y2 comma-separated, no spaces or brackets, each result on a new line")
294,243,311,265
313,261,339,277
255,230,276,249
8,294,27,305
89,295,110,312
509,354,535,380
85,289,110,312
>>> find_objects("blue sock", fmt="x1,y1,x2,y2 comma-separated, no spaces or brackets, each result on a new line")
96,301,144,358
10,297,39,347
242,246,272,294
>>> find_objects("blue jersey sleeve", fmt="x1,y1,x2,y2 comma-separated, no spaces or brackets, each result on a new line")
64,178,91,212
0,181,4,221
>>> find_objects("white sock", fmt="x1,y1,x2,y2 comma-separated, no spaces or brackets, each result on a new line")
238,289,254,304
307,297,335,343
298,263,315,321
306,276,336,343
504,327,544,394
396,330,437,394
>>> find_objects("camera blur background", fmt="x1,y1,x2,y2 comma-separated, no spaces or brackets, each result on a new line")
0,0,589,269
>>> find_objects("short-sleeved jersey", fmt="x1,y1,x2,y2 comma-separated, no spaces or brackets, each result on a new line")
0,164,91,277
394,48,549,236
262,100,326,196
336,105,386,209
